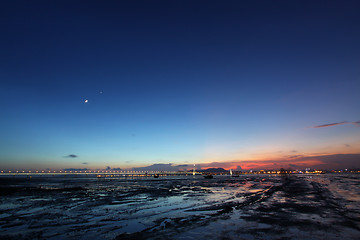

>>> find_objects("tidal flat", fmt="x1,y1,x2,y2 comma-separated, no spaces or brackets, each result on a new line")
0,174,359,239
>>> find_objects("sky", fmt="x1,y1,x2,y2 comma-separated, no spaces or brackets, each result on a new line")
1,0,360,171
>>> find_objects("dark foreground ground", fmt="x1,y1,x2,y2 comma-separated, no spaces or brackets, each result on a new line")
0,174,359,239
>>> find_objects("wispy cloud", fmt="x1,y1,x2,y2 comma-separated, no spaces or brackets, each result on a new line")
309,120,360,128
287,155,304,159
82,162,88,165
310,121,348,128
64,154,78,158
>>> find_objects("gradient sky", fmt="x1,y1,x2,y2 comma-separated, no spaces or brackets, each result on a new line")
1,0,360,171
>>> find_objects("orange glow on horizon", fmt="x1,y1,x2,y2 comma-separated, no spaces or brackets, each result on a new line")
200,152,359,171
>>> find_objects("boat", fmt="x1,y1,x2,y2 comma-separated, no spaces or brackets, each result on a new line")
203,174,213,179
153,174,159,178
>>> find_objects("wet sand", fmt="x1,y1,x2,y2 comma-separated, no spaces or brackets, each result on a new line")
0,174,359,239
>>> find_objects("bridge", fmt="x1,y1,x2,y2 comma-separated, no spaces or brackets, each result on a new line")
0,170,201,177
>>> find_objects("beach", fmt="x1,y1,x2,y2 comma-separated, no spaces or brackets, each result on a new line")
0,174,359,239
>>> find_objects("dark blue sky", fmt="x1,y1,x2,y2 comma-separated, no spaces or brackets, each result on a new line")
1,0,360,170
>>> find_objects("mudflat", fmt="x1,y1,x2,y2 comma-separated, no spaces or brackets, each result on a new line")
0,174,359,239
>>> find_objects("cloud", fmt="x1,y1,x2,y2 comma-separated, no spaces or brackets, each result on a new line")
82,162,88,165
177,164,190,168
132,163,191,172
309,120,360,128
310,121,348,128
64,154,78,158
287,155,304,159
290,154,360,170
289,164,304,168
